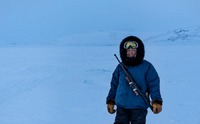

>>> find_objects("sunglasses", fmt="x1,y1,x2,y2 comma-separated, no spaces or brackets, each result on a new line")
124,41,138,49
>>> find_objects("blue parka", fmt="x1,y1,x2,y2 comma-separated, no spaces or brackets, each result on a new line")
106,36,162,109
106,60,162,109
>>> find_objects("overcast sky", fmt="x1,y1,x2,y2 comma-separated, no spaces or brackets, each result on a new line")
0,0,200,42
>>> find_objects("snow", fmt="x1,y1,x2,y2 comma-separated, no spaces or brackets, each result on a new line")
1,0,200,123
0,29,200,124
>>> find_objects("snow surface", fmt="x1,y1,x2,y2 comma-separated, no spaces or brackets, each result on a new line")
0,29,200,124
1,0,200,123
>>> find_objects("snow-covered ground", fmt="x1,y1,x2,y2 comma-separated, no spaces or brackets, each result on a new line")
1,0,200,123
0,30,200,124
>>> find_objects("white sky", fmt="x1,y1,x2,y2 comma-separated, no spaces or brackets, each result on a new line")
0,0,200,42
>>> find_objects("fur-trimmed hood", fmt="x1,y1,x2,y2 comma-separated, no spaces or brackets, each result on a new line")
120,36,145,66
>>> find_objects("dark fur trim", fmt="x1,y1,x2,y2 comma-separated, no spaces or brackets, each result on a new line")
120,36,145,66
152,99,163,105
106,99,115,105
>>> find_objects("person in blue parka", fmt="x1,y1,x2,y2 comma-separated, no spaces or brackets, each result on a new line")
106,36,163,124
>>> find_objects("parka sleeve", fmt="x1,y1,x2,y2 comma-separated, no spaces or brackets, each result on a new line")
146,63,162,102
106,65,120,104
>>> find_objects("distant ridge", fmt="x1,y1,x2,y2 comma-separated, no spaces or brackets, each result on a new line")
1,26,200,46
55,30,133,46
56,26,200,46
144,26,200,45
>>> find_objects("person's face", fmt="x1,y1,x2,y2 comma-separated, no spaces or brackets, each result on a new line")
126,48,137,58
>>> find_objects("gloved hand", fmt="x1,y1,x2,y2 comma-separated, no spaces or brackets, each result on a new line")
152,99,163,114
106,100,116,114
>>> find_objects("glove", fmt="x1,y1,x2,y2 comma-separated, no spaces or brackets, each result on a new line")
152,99,163,114
106,100,116,114
107,104,116,114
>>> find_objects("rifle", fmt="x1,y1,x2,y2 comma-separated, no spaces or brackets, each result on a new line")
114,54,153,111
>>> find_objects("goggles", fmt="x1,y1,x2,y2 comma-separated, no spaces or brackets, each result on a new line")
124,41,138,49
